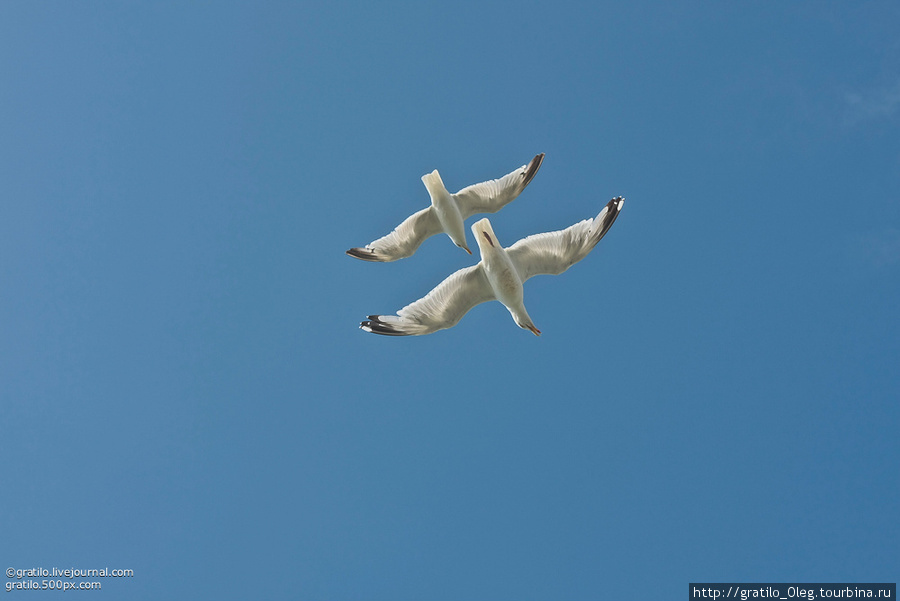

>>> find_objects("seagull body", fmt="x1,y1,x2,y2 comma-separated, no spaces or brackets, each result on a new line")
422,170,469,254
360,196,625,336
476,217,539,335
347,153,544,262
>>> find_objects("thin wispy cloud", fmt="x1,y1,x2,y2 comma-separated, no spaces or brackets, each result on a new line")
844,80,900,125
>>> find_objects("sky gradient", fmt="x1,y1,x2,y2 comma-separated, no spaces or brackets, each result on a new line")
2,2,898,599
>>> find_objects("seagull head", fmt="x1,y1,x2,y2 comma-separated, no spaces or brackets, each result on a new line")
514,313,541,336
508,301,540,336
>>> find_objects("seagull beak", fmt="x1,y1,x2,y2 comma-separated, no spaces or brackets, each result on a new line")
463,246,472,255
527,324,541,336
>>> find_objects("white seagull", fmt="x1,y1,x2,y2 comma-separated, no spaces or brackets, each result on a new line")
347,153,544,262
360,196,624,336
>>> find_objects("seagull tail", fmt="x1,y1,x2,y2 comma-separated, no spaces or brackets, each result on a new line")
420,169,446,202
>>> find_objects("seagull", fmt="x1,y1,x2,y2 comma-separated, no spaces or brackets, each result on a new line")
360,196,624,336
346,153,545,262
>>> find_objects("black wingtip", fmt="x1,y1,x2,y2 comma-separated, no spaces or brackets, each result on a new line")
595,196,625,241
346,247,384,262
360,316,410,336
521,153,545,188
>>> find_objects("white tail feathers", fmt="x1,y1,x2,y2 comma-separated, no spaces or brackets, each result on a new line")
420,170,446,200
471,217,500,253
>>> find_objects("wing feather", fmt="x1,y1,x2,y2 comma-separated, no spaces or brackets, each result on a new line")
507,197,624,281
361,264,495,336
346,207,442,262
453,153,544,219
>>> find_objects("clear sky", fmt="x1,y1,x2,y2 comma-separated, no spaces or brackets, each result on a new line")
2,2,898,600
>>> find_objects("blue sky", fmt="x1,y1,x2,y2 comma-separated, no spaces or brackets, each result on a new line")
1,2,898,599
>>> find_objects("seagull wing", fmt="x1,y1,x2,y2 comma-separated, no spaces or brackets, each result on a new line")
346,207,443,262
453,153,544,219
507,197,624,282
361,264,495,336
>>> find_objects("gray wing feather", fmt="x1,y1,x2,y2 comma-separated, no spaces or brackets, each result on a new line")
347,207,443,262
453,153,544,219
507,197,624,282
361,264,495,336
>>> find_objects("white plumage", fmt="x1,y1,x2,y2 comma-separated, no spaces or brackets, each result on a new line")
361,196,625,336
347,153,544,262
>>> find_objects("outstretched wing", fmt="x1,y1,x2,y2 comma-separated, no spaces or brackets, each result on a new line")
346,207,443,262
507,197,624,282
453,153,544,219
361,264,495,336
